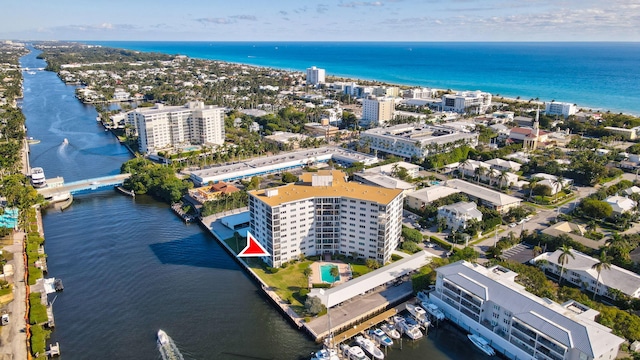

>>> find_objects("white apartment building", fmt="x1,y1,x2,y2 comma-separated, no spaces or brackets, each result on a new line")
360,124,479,160
306,66,326,85
403,87,438,99
362,96,395,125
248,170,404,267
545,101,577,118
128,101,225,154
441,91,492,114
430,261,624,360
437,201,482,231
532,249,640,299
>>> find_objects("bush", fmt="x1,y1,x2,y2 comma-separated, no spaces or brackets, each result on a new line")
266,267,279,274
299,289,310,298
30,324,51,357
29,292,48,325
430,236,452,250
312,283,332,288
27,266,42,286
391,254,404,261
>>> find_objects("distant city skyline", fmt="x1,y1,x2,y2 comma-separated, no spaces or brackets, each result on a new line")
2,0,639,42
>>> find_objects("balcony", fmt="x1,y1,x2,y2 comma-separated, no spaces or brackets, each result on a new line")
509,336,535,356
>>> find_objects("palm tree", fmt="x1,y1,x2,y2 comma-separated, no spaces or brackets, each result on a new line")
591,250,612,300
557,245,575,285
459,159,472,180
497,170,510,189
528,179,539,201
532,245,543,258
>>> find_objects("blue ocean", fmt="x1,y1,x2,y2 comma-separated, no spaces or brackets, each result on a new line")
89,41,640,115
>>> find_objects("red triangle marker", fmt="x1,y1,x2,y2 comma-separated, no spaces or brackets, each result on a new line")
238,232,270,257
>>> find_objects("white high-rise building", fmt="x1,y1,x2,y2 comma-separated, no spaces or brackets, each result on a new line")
248,170,404,267
306,66,326,85
545,101,577,118
128,101,225,154
441,91,492,114
362,96,395,125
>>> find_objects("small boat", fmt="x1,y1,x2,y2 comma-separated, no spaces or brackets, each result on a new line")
406,303,430,327
157,329,184,360
416,290,429,303
394,316,423,340
406,303,427,320
421,300,445,321
310,347,339,360
62,138,69,145
30,167,47,188
344,345,370,360
380,322,400,340
369,328,393,347
467,334,496,356
355,335,384,360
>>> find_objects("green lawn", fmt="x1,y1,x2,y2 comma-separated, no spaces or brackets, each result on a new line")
248,259,312,308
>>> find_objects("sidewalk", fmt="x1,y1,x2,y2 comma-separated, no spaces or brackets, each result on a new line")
0,231,28,360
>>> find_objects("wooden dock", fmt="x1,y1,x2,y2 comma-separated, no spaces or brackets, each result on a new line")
330,308,398,346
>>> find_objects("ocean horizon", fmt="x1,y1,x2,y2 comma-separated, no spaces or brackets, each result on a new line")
86,41,640,115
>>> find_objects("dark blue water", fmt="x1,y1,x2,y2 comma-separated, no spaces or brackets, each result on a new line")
89,41,640,115
21,47,487,359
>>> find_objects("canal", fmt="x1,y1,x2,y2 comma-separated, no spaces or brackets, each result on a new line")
21,47,484,359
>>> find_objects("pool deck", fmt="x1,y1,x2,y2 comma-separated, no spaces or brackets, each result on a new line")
309,261,351,287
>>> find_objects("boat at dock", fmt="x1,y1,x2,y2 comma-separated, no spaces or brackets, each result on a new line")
30,167,47,188
341,344,370,360
157,329,184,360
380,322,400,340
394,316,423,340
355,335,384,360
406,303,430,328
421,300,445,321
368,328,393,347
416,290,430,303
467,334,496,356
310,347,339,360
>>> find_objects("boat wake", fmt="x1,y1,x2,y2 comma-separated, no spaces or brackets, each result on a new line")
157,329,184,360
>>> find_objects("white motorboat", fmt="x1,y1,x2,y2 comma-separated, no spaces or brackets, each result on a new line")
62,138,69,145
157,329,184,360
395,317,423,340
30,167,47,188
355,335,384,360
406,303,430,328
421,300,446,321
406,303,427,320
311,347,340,360
380,322,401,340
369,328,393,347
342,345,370,360
467,334,496,356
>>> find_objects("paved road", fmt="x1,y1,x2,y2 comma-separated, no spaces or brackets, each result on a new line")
0,231,27,360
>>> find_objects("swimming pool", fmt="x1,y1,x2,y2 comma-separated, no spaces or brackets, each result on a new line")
320,264,340,283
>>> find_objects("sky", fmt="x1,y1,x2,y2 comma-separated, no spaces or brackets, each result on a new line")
1,0,639,42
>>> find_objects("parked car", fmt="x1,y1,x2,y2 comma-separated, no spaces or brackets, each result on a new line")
508,223,517,228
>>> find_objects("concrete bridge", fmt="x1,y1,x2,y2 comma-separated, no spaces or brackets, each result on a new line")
37,173,131,201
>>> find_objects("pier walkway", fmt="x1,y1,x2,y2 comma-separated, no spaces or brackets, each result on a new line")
36,173,131,200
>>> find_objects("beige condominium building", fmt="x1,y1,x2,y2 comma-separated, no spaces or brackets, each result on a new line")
248,170,404,267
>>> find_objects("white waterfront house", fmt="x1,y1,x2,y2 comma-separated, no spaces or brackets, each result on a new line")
532,249,640,299
248,170,404,267
360,124,478,160
437,201,482,231
545,101,577,118
430,261,624,360
128,101,225,154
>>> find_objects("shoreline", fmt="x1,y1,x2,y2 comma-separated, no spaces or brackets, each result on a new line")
80,41,639,117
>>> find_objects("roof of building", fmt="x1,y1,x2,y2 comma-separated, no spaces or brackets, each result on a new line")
362,124,477,145
438,201,483,219
406,185,461,203
364,161,421,175
249,170,403,207
443,179,521,207
310,251,433,307
605,195,637,213
623,186,640,195
437,261,624,358
353,173,415,191
541,222,605,250
533,249,640,297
